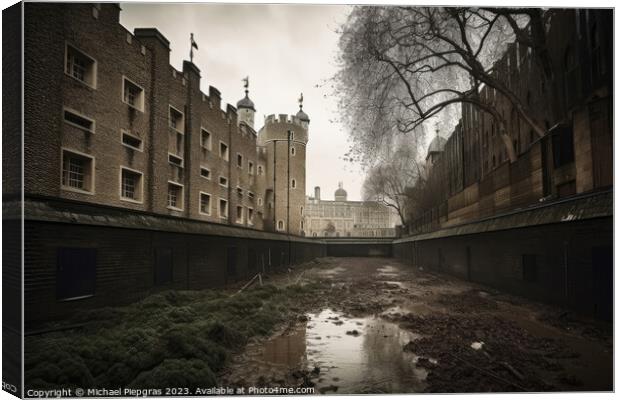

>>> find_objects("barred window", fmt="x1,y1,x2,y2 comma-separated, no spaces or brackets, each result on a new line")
61,150,93,192
63,157,85,189
123,78,144,111
65,45,96,87
120,168,142,201
200,192,211,215
167,183,183,209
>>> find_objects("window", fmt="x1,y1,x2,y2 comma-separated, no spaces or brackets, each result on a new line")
301,220,304,230
167,182,183,210
199,192,211,215
258,197,263,206
61,149,94,193
219,198,228,218
236,187,243,197
120,167,143,202
169,106,184,133
64,109,94,133
219,176,228,187
200,128,212,150
220,142,229,161
121,130,143,151
65,44,96,88
248,208,254,224
56,247,96,300
258,165,263,175
277,220,284,231
248,161,254,175
248,192,255,200
291,146,296,156
300,206,304,215
168,153,183,167
291,179,297,189
236,206,244,223
237,153,243,168
200,166,211,180
122,77,144,111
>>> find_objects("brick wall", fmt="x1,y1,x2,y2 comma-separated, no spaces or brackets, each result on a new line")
23,200,326,325
23,3,288,234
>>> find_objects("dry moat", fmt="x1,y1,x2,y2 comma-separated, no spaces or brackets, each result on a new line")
25,257,612,394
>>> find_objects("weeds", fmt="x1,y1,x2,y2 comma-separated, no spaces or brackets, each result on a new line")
25,281,326,389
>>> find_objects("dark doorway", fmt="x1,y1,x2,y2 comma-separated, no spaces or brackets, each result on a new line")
154,247,173,285
56,247,97,300
592,245,613,321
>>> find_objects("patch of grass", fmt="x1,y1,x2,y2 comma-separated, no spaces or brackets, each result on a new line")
25,280,326,390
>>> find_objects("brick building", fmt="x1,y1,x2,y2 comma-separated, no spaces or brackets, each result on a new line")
21,2,309,236
410,8,613,233
304,184,397,237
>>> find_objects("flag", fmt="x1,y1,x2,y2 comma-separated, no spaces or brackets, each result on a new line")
298,93,303,105
242,76,249,89
191,33,198,50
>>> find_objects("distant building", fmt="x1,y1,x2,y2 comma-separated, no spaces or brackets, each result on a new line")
304,184,397,237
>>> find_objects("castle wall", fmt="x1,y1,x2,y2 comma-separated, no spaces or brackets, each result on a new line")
23,2,283,234
411,9,612,235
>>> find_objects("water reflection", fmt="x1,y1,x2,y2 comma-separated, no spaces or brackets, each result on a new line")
260,308,428,393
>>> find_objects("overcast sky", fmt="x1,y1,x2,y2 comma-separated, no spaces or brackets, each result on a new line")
120,3,368,201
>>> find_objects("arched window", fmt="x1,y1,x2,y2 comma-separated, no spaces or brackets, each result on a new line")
291,179,296,189
277,220,284,231
291,146,296,156
313,232,317,237
300,220,304,230
300,206,304,215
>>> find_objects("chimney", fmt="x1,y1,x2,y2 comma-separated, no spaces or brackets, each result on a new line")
314,186,321,201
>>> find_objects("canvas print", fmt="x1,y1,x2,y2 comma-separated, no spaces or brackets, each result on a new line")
2,1,614,397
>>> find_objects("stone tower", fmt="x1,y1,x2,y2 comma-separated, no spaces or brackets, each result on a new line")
258,95,309,236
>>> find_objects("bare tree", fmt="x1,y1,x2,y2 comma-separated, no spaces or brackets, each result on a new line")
362,140,423,226
336,6,554,163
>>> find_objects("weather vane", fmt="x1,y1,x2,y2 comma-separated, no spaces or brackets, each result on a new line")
298,93,304,110
242,76,249,95
190,33,198,62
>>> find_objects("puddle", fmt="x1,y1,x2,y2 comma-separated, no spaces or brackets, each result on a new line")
376,265,400,279
260,309,428,393
317,266,347,278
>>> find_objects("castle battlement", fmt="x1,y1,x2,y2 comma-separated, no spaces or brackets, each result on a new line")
264,114,307,129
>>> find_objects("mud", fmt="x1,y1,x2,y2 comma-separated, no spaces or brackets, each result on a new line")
220,257,612,393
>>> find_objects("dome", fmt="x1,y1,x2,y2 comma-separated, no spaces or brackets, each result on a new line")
236,92,255,111
296,108,309,122
334,182,347,201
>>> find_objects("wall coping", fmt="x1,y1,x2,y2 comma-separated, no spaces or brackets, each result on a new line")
12,196,324,244
394,189,612,244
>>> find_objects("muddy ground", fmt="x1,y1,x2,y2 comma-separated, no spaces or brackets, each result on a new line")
220,257,613,393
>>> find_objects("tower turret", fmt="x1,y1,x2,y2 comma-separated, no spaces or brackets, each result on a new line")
295,92,310,130
258,95,310,236
236,76,255,129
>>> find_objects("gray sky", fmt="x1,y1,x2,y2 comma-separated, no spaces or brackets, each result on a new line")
120,3,366,201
